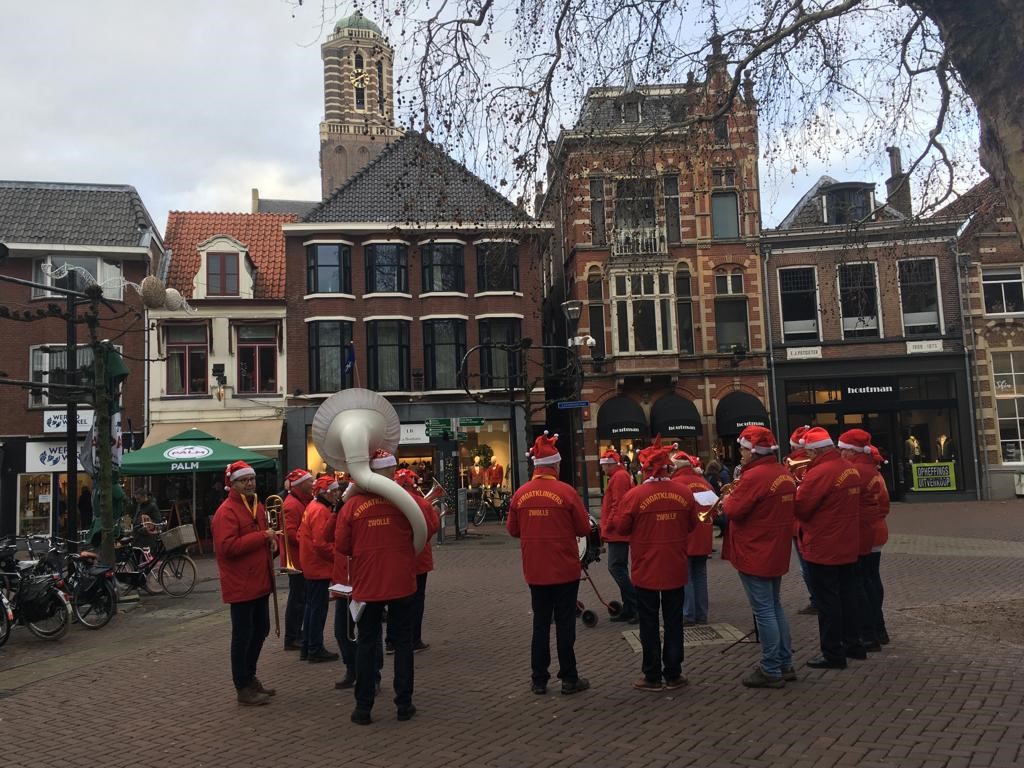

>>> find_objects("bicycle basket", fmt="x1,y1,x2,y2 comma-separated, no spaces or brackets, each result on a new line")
160,524,197,551
19,576,56,622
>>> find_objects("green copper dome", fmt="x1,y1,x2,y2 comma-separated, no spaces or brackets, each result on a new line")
334,11,382,35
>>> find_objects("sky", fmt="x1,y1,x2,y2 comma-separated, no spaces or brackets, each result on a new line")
0,1,979,235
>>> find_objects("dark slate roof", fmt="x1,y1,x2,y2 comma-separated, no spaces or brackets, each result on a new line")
574,86,695,132
303,132,530,224
932,177,997,220
0,180,160,247
775,175,904,230
256,198,320,217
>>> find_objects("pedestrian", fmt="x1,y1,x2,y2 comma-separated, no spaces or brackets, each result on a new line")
281,468,314,655
598,448,637,624
211,461,277,706
298,475,341,663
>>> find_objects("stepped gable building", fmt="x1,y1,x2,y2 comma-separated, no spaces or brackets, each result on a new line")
762,149,973,500
541,39,770,505
0,180,164,537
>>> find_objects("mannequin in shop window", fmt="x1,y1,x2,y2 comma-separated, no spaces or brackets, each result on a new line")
935,434,956,462
905,434,923,463
469,455,486,487
485,456,504,488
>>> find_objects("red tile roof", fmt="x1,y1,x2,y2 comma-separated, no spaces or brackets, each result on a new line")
163,211,296,299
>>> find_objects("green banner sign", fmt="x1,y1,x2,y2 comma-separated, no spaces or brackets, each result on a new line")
911,462,956,491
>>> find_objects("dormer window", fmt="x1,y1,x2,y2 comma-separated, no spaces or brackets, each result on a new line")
207,252,239,296
195,235,255,300
622,100,640,123
823,183,873,225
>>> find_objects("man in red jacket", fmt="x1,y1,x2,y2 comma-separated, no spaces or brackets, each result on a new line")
672,450,717,626
787,426,818,616
212,461,277,706
394,468,441,652
599,448,637,624
866,445,891,645
794,427,864,670
281,468,313,654
507,432,592,696
298,475,341,663
336,449,422,725
615,438,697,692
721,426,796,688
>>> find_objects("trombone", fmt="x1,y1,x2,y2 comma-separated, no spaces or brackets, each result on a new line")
265,494,300,574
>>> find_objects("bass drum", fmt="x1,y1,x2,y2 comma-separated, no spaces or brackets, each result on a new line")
577,516,602,568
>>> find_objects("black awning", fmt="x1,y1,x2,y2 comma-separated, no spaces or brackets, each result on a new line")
650,394,702,438
597,395,648,439
715,392,770,435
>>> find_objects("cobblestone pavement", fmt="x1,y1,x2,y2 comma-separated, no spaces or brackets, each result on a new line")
2,501,1023,768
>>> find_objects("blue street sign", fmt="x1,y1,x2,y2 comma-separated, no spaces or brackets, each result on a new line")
557,400,589,409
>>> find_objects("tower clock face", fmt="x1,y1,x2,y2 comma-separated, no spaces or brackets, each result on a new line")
350,69,365,87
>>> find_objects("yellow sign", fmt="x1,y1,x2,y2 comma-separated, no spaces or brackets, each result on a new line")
911,462,956,491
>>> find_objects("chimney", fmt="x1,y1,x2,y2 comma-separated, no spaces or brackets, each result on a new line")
885,147,912,217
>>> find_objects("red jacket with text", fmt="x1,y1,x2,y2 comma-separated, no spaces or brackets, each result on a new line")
720,455,796,578
281,488,311,572
672,468,716,557
599,466,634,544
848,453,883,556
297,496,336,581
615,478,697,591
507,469,591,586
851,453,891,549
212,490,273,604
413,494,441,575
335,491,418,602
794,449,861,565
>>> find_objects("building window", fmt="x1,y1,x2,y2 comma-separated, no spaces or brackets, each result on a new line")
376,60,385,113
982,266,1024,314
32,256,123,301
29,344,95,407
825,186,871,225
664,176,681,244
712,168,737,188
476,242,519,292
675,265,694,354
590,178,606,246
898,259,940,335
365,243,408,293
308,320,353,393
715,268,744,295
587,268,606,359
166,325,208,396
367,320,410,391
838,262,880,338
421,242,464,293
992,352,1024,462
779,267,819,342
711,192,740,240
478,318,521,389
423,319,466,390
713,116,729,144
622,100,640,123
237,325,277,395
612,272,674,354
207,252,239,296
614,178,657,233
715,298,749,352
306,243,351,294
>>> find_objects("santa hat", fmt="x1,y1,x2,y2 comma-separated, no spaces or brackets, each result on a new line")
671,449,693,469
869,445,887,466
369,449,397,470
690,454,703,472
394,468,420,490
638,435,673,477
224,460,255,490
789,425,810,449
527,431,561,466
738,426,779,455
285,468,313,489
313,475,340,496
801,426,834,450
837,428,873,453
599,448,623,466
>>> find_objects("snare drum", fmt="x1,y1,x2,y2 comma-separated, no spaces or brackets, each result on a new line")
577,516,602,567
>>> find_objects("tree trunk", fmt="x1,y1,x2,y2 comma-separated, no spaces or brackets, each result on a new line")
919,0,1024,242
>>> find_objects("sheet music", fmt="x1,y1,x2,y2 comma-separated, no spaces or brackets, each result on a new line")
329,583,353,596
693,490,719,507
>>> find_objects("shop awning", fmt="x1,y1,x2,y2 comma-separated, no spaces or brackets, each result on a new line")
650,394,702,437
141,419,284,454
597,395,648,439
121,429,277,476
715,392,770,435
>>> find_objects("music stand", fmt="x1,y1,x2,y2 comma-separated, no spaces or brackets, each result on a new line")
719,613,759,654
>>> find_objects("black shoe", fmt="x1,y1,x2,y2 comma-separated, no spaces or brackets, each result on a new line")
397,705,417,721
561,677,591,695
351,709,372,726
385,641,395,655
806,656,847,670
628,615,639,625
299,650,308,661
308,649,340,663
878,629,890,645
682,618,697,627
863,641,882,653
531,682,547,695
334,672,356,690
609,613,633,623
283,641,302,651
413,641,430,652
797,604,819,615
845,648,867,661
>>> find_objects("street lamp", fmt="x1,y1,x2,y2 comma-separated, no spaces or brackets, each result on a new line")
560,299,591,512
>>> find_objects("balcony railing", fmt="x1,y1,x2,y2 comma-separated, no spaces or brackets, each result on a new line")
610,227,668,258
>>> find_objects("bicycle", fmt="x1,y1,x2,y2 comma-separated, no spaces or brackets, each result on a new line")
31,537,118,630
472,487,510,526
0,538,72,641
113,523,198,598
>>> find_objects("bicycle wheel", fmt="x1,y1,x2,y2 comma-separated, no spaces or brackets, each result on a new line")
141,564,161,596
473,501,491,526
159,554,197,597
0,598,10,647
74,580,117,629
26,591,71,640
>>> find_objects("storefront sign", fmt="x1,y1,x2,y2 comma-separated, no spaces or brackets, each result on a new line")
912,462,957,491
906,340,943,354
401,424,428,444
843,378,898,402
25,440,86,472
43,409,94,433
658,421,700,436
610,424,643,437
787,346,822,360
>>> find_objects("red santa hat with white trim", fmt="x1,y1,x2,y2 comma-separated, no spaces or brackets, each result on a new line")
599,448,623,466
394,468,420,490
671,447,693,469
369,449,397,470
313,475,340,496
837,428,873,453
737,426,779,454
527,431,561,466
285,468,313,489
224,460,255,490
789,425,810,449
638,435,673,477
800,426,834,450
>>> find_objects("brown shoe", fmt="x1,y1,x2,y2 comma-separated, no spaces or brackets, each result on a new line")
253,678,276,696
664,676,688,690
742,667,785,689
782,667,798,682
237,683,270,706
633,677,664,692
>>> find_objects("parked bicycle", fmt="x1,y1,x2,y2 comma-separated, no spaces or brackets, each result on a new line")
473,487,511,526
113,523,197,598
0,538,72,641
29,536,118,630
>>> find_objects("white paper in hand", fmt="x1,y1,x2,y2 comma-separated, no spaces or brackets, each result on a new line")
350,599,366,622
693,489,720,507
329,583,353,597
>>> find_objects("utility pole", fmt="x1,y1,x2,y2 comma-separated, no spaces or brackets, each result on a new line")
65,290,79,547
84,285,116,564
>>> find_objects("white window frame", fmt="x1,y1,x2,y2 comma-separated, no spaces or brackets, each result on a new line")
29,342,121,408
896,257,944,336
991,350,1024,464
981,265,1024,316
609,271,676,355
777,266,822,344
32,256,124,301
836,261,883,339
714,267,745,295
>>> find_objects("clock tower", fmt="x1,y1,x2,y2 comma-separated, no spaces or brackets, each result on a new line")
319,11,402,198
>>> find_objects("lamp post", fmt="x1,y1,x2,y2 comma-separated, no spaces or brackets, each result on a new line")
560,299,591,512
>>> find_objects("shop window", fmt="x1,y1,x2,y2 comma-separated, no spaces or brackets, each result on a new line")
898,259,940,335
32,256,123,301
587,267,606,359
675,264,694,354
478,317,521,389
715,298,748,353
367,320,410,391
779,267,819,342
29,344,96,407
306,243,352,294
838,262,880,338
711,192,739,240
664,176,681,244
611,272,674,354
165,326,208,396
982,266,1024,314
365,243,408,293
590,178,606,246
476,242,519,292
308,320,353,393
421,242,465,293
207,252,239,296
237,325,277,395
423,319,466,390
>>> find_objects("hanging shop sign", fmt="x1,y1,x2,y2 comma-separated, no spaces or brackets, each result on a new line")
43,409,94,434
911,462,956,492
25,440,86,472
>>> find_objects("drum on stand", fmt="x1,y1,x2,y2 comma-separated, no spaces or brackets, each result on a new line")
577,516,602,568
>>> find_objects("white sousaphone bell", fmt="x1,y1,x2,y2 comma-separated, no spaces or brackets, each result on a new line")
312,388,428,554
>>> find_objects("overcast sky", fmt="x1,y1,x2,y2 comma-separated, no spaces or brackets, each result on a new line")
0,1,975,235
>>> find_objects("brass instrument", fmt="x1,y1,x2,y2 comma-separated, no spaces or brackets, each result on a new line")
784,457,812,484
707,481,736,520
265,494,300,574
258,493,281,638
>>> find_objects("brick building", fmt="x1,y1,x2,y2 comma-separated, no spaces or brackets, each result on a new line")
762,151,974,500
0,181,164,536
541,42,770,507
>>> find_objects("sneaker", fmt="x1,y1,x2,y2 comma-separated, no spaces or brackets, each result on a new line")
334,672,356,690
350,709,372,726
797,603,818,615
237,683,270,707
413,641,430,653
561,677,591,695
742,667,785,689
308,648,340,663
664,676,688,690
633,677,664,692
385,641,395,655
531,682,547,695
782,667,798,682
397,705,417,722
253,678,276,696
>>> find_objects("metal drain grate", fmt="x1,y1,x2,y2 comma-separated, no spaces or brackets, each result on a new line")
622,622,748,653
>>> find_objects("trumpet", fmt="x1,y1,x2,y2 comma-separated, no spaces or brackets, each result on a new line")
784,457,812,484
421,477,447,504
706,481,736,520
265,494,300,574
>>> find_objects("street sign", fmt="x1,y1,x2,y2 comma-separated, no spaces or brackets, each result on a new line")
557,400,590,409
425,427,451,437
425,418,453,429
457,417,484,427
455,431,469,441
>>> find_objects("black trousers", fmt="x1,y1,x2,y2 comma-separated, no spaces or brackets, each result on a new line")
806,561,864,661
861,552,887,636
334,598,383,679
636,586,685,682
529,581,580,686
855,555,878,644
229,596,270,690
355,595,414,713
412,573,428,645
284,572,305,644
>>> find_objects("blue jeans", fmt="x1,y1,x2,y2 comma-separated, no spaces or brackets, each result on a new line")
738,573,793,677
683,556,708,622
302,579,329,654
605,542,637,618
